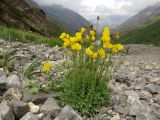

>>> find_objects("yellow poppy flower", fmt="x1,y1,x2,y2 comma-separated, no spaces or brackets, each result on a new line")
81,27,86,33
90,30,95,36
103,42,113,49
75,32,82,42
60,32,66,39
71,43,82,51
86,47,93,56
98,48,105,58
43,61,53,72
85,35,90,41
112,44,123,53
91,36,95,41
115,32,120,39
63,41,70,48
92,53,98,59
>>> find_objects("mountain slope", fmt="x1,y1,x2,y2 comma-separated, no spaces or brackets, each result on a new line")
41,5,90,34
121,17,160,45
116,3,160,31
0,0,64,37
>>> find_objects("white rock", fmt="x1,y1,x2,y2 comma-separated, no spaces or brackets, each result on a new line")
111,113,120,120
28,102,39,114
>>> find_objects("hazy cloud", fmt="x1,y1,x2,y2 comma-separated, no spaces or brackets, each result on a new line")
32,0,160,19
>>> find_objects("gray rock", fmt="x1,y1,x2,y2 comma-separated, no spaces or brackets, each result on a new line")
144,84,160,94
37,113,45,119
0,100,15,120
93,113,112,120
114,70,136,86
138,91,152,100
20,112,38,120
136,112,159,120
114,105,129,115
7,75,21,88
3,88,23,100
42,115,51,120
153,95,160,104
129,101,143,116
11,99,29,119
55,105,82,120
0,75,7,95
151,110,160,119
20,77,30,88
22,91,59,104
40,98,61,117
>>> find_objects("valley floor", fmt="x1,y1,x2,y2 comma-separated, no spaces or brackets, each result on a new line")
0,39,160,120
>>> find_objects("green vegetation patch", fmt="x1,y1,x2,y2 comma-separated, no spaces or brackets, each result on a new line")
0,25,62,47
121,17,160,46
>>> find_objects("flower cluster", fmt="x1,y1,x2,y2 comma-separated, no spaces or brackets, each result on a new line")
60,26,123,60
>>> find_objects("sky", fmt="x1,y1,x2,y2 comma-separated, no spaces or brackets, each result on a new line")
32,0,160,19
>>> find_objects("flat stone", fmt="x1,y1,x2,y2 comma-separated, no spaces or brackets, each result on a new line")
22,91,60,104
20,112,38,120
144,84,160,94
0,100,15,120
40,98,61,117
54,105,82,120
136,112,159,120
11,99,29,119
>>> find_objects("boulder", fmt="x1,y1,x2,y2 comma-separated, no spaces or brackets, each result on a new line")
40,98,61,117
3,88,23,100
7,75,21,88
11,99,29,119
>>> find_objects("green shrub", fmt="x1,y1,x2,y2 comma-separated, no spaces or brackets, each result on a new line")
61,62,111,116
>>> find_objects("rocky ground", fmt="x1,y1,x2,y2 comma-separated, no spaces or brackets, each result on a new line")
0,39,160,120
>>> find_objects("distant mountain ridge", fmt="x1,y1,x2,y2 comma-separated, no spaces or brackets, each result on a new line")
121,16,160,45
41,4,90,34
115,3,160,31
118,3,160,45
